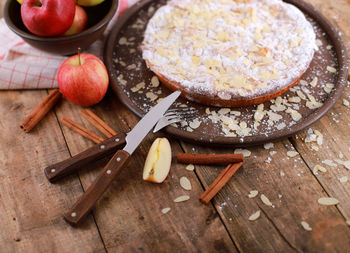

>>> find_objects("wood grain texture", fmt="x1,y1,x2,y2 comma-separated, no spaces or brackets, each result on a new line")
180,140,350,253
290,0,350,222
0,91,105,252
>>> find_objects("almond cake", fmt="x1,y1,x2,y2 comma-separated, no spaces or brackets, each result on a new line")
142,0,317,107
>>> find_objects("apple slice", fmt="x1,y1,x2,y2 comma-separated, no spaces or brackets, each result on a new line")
143,138,172,183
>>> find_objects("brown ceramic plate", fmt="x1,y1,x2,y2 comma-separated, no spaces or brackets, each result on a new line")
104,0,348,147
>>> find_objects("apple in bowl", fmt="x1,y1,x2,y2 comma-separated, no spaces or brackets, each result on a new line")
58,50,109,107
21,0,76,37
64,5,88,36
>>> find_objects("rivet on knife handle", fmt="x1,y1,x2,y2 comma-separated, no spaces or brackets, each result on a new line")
64,149,131,226
44,133,126,183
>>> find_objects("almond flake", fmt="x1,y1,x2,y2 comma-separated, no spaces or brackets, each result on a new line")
248,190,258,198
186,164,195,171
343,99,350,107
318,197,339,205
301,221,312,231
324,83,334,93
311,144,319,151
322,159,337,167
119,37,127,45
151,76,160,87
174,195,190,203
234,148,251,157
296,90,306,100
344,161,350,170
180,177,192,191
313,165,327,174
126,64,137,70
218,108,231,115
248,210,261,221
287,151,299,157
310,77,318,87
130,82,145,92
327,66,337,73
264,143,274,149
189,119,201,129
288,97,301,103
346,220,350,226
146,92,158,101
280,171,285,176
161,207,171,214
286,108,302,121
339,176,348,183
260,194,272,206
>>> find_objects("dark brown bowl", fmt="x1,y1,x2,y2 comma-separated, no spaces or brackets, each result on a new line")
4,0,118,55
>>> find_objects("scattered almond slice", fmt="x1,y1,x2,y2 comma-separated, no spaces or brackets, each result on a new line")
151,76,160,87
287,151,299,157
346,220,350,226
185,164,195,171
301,221,312,231
339,176,348,183
264,143,274,149
146,92,158,101
309,77,318,87
322,159,337,167
324,83,334,93
326,66,337,73
248,210,261,221
248,190,259,198
130,82,145,92
189,119,201,129
161,207,171,214
280,171,285,177
260,194,272,206
343,99,350,107
234,148,251,157
180,176,192,191
344,161,350,170
318,197,339,205
174,195,190,203
313,165,327,174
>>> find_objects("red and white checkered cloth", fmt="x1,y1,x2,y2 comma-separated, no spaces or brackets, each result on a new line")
0,0,138,89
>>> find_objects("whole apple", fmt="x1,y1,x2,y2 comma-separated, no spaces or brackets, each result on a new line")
64,5,88,36
58,52,109,107
21,0,75,37
76,0,105,7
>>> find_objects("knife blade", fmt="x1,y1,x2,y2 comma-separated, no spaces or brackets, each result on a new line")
64,91,181,225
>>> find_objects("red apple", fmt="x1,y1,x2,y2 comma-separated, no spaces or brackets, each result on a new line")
64,5,88,36
58,51,109,107
21,0,75,37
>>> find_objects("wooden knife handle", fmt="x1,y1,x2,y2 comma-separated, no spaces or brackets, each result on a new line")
64,149,131,226
44,133,126,183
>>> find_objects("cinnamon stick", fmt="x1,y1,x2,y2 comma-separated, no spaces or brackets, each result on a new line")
177,153,244,165
80,109,117,138
199,162,243,204
20,89,62,132
61,117,105,144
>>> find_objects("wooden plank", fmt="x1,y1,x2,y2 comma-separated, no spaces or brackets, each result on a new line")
290,0,350,219
0,91,105,252
180,140,350,252
54,92,237,252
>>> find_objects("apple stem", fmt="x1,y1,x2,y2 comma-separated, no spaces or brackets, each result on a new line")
78,48,81,66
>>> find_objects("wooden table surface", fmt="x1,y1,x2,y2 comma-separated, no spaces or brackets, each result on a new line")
1,0,350,252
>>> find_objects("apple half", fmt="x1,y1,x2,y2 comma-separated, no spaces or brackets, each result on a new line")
143,138,172,183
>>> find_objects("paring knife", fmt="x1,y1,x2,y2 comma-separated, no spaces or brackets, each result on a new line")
64,91,181,225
